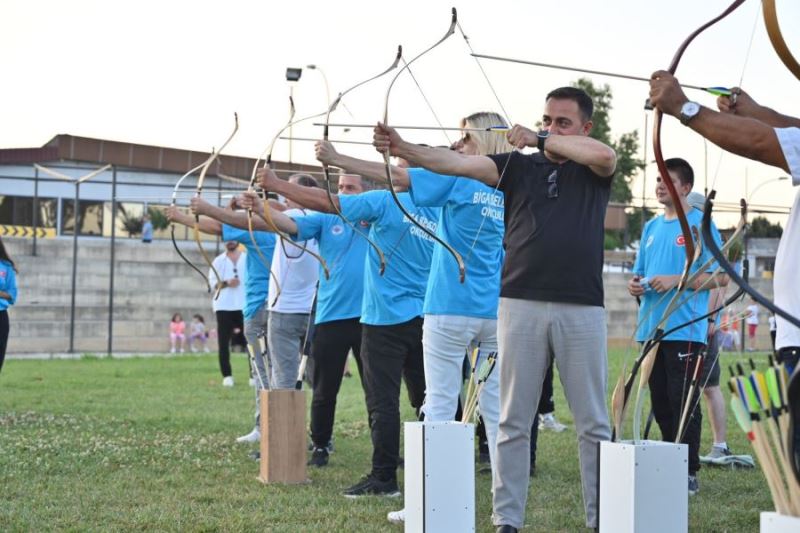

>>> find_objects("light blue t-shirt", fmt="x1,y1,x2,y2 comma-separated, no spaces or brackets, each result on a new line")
633,208,722,343
292,211,367,324
339,190,438,326
0,260,17,311
222,224,276,320
407,168,504,318
142,221,153,241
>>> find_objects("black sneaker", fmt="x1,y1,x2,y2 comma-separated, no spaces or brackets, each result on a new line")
688,475,699,496
343,474,401,498
308,447,329,467
308,438,335,454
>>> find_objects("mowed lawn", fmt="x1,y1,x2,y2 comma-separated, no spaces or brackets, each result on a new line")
0,348,775,532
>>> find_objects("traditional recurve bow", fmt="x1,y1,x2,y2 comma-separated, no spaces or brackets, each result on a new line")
194,113,239,301
611,0,748,441
319,45,404,276
171,159,214,293
762,0,800,82
250,99,331,284
381,7,466,283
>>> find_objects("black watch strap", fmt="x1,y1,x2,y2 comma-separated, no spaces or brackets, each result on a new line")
537,132,548,152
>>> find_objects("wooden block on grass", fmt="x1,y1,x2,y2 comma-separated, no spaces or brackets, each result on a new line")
258,389,307,484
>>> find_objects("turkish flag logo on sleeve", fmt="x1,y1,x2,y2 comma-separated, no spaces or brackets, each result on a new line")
676,235,686,246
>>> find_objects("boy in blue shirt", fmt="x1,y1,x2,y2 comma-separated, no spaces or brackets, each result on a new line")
628,157,726,495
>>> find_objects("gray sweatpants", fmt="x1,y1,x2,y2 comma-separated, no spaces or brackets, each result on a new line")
492,298,610,529
244,304,270,430
267,311,311,389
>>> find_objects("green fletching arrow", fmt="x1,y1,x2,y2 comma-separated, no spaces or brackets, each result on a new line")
742,376,761,415
767,368,783,411
731,396,753,434
751,371,770,411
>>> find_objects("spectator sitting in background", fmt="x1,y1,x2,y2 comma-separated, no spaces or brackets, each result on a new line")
189,314,210,353
170,313,186,354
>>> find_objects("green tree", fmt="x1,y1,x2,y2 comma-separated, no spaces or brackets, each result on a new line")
572,78,646,248
148,207,170,231
748,216,783,238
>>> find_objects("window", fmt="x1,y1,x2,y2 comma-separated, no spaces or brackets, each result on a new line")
62,199,104,236
0,195,57,228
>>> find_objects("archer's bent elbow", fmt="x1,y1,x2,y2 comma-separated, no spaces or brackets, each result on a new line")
601,147,618,177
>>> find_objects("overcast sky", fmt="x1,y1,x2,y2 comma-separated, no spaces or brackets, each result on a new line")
3,0,799,225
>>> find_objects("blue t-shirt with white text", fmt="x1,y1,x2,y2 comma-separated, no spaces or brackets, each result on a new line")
633,208,722,343
339,190,438,326
222,224,276,320
0,260,17,311
293,211,367,324
408,168,504,318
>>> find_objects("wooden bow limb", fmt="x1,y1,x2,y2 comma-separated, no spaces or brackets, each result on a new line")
194,113,239,301
252,99,331,285
675,352,704,443
320,45,403,277
171,159,214,292
382,8,466,284
703,193,800,330
631,341,661,443
762,0,800,82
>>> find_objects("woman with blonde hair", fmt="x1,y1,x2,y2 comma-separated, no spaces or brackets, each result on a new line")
315,111,510,520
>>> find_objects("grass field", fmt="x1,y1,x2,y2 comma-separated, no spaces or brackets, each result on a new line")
0,348,776,532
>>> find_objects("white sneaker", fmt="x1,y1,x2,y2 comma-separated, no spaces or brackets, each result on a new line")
170,348,176,354
204,347,210,353
191,347,198,353
222,376,234,387
387,508,405,524
539,413,567,432
236,428,260,443
249,377,256,387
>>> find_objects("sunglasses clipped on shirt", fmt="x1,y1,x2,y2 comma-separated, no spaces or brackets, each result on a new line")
546,169,558,199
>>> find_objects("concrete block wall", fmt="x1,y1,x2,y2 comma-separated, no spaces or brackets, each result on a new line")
3,237,778,355
604,271,776,350
6,237,222,354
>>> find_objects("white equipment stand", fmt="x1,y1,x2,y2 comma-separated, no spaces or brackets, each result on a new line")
760,512,800,532
404,421,475,533
599,440,688,533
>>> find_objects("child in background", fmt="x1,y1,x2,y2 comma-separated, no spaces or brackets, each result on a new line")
170,313,186,353
745,298,760,351
189,314,210,353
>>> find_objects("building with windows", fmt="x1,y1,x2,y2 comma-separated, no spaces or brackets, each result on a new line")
0,134,330,242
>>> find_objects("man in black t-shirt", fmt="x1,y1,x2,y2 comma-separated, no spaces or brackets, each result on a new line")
374,87,616,532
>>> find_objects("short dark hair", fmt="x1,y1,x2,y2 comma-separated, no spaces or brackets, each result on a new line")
546,87,594,122
290,174,319,188
664,157,694,187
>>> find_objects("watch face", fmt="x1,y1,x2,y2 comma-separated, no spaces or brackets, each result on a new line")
683,102,700,117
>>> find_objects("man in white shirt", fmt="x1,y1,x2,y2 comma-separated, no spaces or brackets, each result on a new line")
209,241,247,387
267,174,321,389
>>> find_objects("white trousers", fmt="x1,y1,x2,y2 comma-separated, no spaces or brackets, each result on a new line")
421,314,500,470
